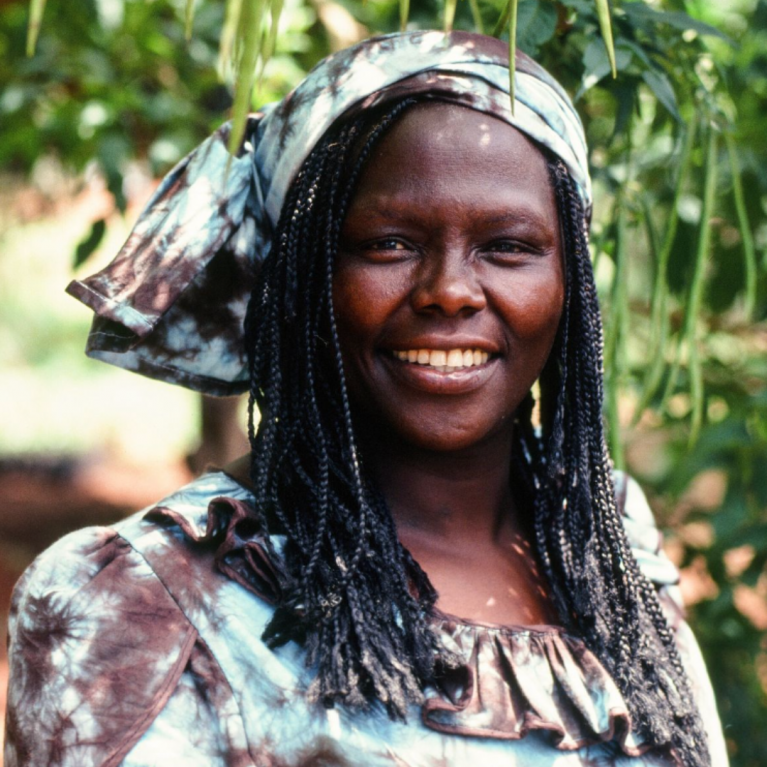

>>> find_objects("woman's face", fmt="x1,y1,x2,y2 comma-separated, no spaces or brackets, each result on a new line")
333,103,564,453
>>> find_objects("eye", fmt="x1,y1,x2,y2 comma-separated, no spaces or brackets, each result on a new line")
487,241,525,254
481,240,535,261
356,237,416,262
369,238,409,252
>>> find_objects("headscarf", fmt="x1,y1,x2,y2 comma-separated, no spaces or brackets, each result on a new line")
67,30,591,395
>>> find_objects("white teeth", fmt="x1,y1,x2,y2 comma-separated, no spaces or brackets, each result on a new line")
392,348,490,369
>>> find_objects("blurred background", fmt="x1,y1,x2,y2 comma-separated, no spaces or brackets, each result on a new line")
1,0,766,762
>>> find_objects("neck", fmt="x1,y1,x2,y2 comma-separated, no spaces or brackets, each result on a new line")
360,422,519,549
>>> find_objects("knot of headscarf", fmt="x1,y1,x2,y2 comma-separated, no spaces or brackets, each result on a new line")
67,30,591,395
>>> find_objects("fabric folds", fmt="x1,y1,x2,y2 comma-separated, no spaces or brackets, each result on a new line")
147,496,286,605
147,492,664,760
425,615,648,756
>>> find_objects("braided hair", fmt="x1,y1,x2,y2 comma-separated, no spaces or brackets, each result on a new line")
242,99,711,766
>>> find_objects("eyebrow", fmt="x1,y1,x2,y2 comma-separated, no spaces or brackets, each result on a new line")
475,211,554,228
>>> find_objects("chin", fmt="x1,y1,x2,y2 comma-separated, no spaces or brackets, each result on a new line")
385,416,512,455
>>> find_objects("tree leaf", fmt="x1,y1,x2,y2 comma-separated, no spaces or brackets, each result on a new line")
622,3,732,43
618,38,652,69
74,219,107,269
577,39,632,98
516,0,557,55
642,68,680,122
611,81,636,140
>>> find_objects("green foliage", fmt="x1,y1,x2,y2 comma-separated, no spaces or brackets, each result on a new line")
3,0,767,762
643,350,767,765
1,0,227,202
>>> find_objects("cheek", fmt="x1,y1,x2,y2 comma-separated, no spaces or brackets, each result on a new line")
332,265,409,348
496,275,565,349
332,277,384,371
332,267,369,338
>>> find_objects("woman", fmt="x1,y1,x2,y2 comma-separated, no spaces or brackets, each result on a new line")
5,30,727,767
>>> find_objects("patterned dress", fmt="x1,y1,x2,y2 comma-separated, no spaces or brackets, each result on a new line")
4,472,728,766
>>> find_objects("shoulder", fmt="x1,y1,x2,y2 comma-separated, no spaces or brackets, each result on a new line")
3,472,256,767
7,471,252,630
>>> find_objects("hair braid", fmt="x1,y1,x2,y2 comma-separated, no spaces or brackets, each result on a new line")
520,159,710,767
245,100,443,718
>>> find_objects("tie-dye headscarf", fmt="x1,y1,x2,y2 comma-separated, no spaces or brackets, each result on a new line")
67,30,591,395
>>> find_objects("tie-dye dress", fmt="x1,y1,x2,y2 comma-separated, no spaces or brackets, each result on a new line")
4,472,728,766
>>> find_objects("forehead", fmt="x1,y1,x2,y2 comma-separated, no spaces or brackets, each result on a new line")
348,102,556,218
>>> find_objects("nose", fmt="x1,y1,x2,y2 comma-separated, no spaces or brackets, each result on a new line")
410,249,486,317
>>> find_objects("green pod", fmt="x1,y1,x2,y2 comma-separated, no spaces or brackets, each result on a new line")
595,0,617,78
508,0,518,111
605,200,629,468
725,131,757,319
685,128,718,441
468,0,484,34
444,0,459,32
220,0,245,75
26,0,46,56
662,127,718,436
185,0,196,40
634,121,697,419
260,0,285,83
228,0,267,159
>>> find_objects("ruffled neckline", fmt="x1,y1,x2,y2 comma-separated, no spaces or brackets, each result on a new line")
146,489,674,763
424,610,649,756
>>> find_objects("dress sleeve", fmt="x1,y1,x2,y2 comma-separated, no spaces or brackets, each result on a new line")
119,667,229,767
616,472,730,767
3,525,199,767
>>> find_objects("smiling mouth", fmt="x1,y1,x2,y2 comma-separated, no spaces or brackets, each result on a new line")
390,348,491,373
